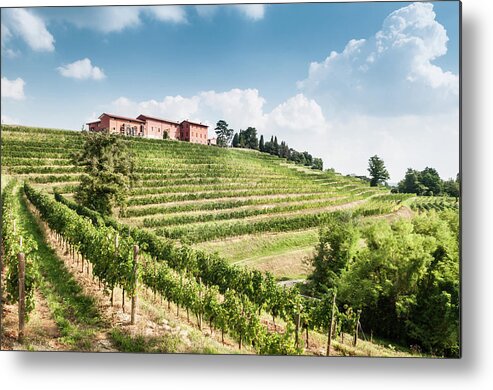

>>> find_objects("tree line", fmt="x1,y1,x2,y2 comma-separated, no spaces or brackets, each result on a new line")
359,155,460,198
395,168,460,197
214,120,323,171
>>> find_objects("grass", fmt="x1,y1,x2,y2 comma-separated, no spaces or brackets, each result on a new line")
195,229,319,263
194,229,318,279
109,329,180,353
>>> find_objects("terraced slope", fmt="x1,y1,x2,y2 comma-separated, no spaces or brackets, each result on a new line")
2,125,395,279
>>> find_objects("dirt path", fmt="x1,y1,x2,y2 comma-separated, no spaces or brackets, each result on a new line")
1,285,66,351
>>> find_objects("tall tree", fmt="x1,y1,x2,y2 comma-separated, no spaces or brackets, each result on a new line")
232,133,240,148
312,158,323,171
259,135,265,152
215,120,234,147
309,213,360,295
398,168,425,195
420,167,443,196
273,136,279,156
367,155,390,187
242,127,259,150
71,132,136,216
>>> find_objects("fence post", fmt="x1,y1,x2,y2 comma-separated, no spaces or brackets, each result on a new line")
18,252,26,343
131,245,139,325
326,291,337,356
353,310,361,347
295,301,301,349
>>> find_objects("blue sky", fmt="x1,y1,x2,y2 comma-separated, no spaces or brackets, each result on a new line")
1,2,460,181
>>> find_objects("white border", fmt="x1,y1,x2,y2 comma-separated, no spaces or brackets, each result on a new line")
2,1,492,389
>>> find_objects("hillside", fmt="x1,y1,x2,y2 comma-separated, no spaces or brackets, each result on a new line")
3,125,435,357
2,125,395,281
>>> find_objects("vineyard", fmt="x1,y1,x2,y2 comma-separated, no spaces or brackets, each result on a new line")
2,125,395,279
1,125,459,356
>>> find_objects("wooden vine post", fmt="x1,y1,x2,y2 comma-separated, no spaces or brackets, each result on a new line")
111,234,119,307
295,301,301,349
326,290,337,357
130,244,139,325
17,252,26,343
353,310,361,347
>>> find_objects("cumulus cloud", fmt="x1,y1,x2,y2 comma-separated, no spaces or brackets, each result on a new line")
297,2,458,116
57,7,142,33
57,58,106,80
235,5,266,21
2,8,55,52
1,77,26,100
42,6,187,34
267,94,330,135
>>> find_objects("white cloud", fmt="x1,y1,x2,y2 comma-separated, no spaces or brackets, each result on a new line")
199,89,267,129
1,77,26,100
236,5,265,21
146,6,187,24
267,94,330,135
1,24,20,58
62,7,142,33
2,8,54,52
44,6,187,34
57,58,106,80
297,2,458,116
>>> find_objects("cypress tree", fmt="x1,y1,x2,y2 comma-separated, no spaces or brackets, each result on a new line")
232,133,240,148
259,135,265,152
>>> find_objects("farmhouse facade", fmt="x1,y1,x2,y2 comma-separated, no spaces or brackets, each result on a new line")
87,113,209,145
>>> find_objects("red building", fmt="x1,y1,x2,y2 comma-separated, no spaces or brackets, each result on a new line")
86,113,145,137
87,113,209,145
180,120,208,145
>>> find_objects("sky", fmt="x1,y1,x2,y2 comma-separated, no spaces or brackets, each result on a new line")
1,1,460,182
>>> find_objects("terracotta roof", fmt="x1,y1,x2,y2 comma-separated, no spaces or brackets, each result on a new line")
137,114,179,125
86,120,101,125
181,119,209,128
100,113,145,123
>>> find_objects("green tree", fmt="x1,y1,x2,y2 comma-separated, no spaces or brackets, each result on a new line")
215,120,234,147
279,141,290,158
259,135,265,152
367,155,390,187
443,178,460,198
71,132,136,216
312,158,323,171
309,213,360,295
420,167,443,196
232,133,240,148
273,136,279,156
398,168,425,195
240,127,258,149
302,152,313,166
